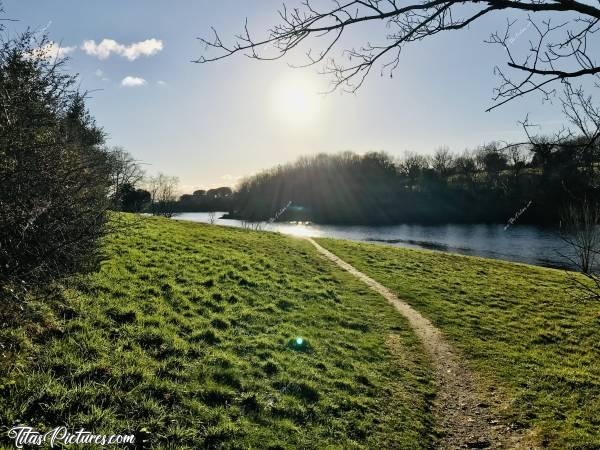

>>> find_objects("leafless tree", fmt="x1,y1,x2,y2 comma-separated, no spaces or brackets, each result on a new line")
561,199,600,273
432,146,453,176
399,151,430,186
506,144,529,178
146,173,179,217
208,211,217,224
560,198,600,299
453,151,477,183
562,84,600,144
107,146,145,209
197,0,600,111
558,84,600,175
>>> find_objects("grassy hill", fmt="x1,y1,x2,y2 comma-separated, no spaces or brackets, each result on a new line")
0,216,434,449
318,238,600,448
2,215,597,448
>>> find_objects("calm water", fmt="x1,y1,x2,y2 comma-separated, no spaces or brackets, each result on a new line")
174,212,574,269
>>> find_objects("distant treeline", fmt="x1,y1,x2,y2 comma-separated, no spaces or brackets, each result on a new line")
175,187,234,212
211,140,600,225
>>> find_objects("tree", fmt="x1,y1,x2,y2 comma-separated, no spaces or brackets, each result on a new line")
197,0,600,111
507,145,529,178
208,211,217,224
477,143,508,182
432,146,454,177
0,32,113,291
118,183,151,212
198,0,600,197
108,147,145,210
147,173,179,217
560,198,600,299
228,144,598,225
399,152,429,187
176,187,235,213
206,186,233,199
453,152,477,183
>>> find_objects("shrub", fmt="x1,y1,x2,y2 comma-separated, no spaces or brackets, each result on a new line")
0,33,112,292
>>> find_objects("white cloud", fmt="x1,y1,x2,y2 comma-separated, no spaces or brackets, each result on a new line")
29,42,75,60
122,39,163,61
82,39,120,60
121,76,147,87
157,80,167,86
82,38,163,61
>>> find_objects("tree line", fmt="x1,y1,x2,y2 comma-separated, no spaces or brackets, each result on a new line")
226,142,599,226
111,176,233,217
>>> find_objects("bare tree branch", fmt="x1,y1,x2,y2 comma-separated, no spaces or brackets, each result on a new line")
197,0,600,108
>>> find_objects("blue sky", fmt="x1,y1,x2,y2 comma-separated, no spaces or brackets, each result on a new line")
5,1,566,192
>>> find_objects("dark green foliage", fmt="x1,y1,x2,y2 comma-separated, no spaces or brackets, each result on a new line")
177,186,233,212
0,32,112,289
117,183,151,212
228,143,599,225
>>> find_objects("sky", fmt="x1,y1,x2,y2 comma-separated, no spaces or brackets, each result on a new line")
4,1,567,192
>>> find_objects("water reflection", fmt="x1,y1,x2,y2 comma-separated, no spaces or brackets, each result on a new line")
174,212,574,270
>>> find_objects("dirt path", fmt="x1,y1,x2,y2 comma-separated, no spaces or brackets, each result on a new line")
305,237,527,449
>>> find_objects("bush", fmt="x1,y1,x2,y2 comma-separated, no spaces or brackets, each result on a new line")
0,33,112,292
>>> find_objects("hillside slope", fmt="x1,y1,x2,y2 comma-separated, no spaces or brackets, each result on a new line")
318,238,600,448
0,216,434,449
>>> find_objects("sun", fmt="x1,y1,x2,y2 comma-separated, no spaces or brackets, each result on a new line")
270,74,320,129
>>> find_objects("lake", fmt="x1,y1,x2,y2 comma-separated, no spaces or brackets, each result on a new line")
174,212,575,270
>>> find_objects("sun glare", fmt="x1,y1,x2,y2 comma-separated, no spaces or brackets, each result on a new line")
271,75,320,129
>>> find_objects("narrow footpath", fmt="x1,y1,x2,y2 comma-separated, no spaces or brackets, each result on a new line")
305,237,530,450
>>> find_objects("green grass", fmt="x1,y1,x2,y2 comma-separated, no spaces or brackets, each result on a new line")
317,238,600,449
0,216,435,449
